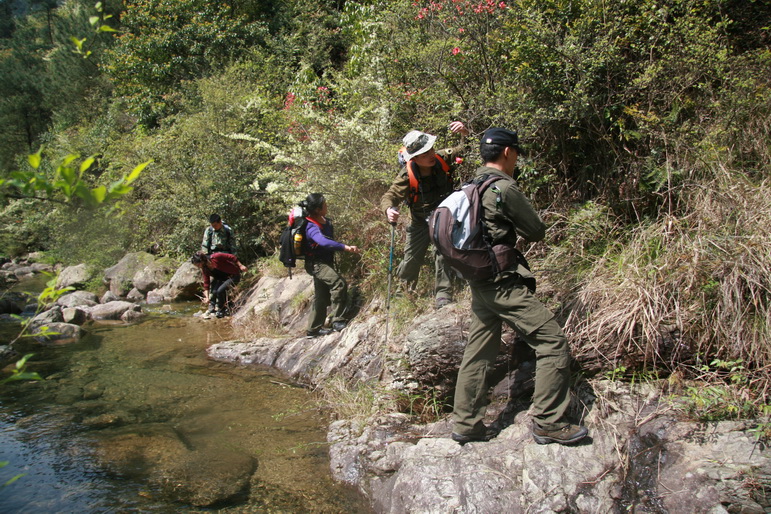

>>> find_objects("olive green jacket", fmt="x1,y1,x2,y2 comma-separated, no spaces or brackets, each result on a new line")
380,145,464,221
474,166,546,282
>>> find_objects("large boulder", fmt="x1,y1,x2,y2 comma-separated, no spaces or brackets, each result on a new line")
103,252,156,296
100,290,120,304
154,262,201,301
87,301,142,321
57,290,99,308
12,265,35,279
231,272,313,332
30,305,64,326
32,322,84,344
132,256,176,293
126,288,145,302
327,381,771,514
56,263,95,289
403,307,470,393
62,307,88,325
30,262,54,273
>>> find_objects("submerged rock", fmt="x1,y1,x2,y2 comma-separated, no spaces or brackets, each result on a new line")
32,322,84,344
0,292,32,314
92,424,257,507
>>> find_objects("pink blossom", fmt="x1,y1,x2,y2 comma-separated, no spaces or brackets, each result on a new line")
455,157,464,164
452,47,461,55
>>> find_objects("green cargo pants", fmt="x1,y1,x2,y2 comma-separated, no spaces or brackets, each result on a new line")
452,274,571,436
306,260,348,332
396,217,452,300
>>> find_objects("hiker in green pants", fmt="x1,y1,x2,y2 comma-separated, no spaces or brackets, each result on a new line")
451,128,588,446
303,193,360,337
380,122,468,309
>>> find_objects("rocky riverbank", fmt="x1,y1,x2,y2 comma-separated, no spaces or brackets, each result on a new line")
209,271,771,513
0,252,205,360
3,253,769,511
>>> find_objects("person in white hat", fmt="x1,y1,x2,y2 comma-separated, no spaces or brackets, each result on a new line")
380,121,468,308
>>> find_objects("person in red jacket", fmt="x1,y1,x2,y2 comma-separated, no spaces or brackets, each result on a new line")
191,251,247,318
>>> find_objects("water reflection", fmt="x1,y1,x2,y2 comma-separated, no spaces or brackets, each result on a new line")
0,307,369,512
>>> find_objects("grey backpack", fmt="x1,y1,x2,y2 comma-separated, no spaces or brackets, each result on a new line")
429,175,521,282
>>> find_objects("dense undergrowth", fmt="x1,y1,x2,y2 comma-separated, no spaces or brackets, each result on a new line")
1,0,770,421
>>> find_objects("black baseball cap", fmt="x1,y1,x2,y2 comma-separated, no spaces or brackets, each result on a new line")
481,128,521,152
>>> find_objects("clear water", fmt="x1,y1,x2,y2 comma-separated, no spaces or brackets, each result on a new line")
0,302,369,512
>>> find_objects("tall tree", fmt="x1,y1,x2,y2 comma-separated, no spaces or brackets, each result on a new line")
106,0,268,127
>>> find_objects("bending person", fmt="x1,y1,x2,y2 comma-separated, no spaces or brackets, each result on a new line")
191,251,247,318
303,193,360,337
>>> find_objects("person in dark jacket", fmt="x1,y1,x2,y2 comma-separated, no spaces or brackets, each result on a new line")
191,251,247,318
303,193,360,337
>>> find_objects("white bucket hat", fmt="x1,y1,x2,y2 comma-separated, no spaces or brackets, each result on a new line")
402,130,437,161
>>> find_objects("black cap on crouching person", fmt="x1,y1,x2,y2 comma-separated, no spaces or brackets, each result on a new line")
480,128,521,153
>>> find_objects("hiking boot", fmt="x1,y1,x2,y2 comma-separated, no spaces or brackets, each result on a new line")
215,309,226,318
451,425,499,445
306,328,333,338
201,311,214,320
332,321,347,332
532,423,588,445
435,297,453,309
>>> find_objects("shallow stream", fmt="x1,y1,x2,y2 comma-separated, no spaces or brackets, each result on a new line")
0,298,369,512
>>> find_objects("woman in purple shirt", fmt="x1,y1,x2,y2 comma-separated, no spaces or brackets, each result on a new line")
303,193,360,337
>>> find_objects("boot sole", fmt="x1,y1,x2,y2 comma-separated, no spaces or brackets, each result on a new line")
532,428,588,445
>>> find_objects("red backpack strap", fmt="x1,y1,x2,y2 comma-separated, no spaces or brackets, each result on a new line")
406,161,420,205
406,156,452,205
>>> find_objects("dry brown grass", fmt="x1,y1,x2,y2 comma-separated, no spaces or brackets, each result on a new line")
560,169,771,395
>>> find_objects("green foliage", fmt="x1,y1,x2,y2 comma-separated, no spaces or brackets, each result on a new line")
1,0,770,410
0,353,42,385
0,460,25,487
106,0,269,127
8,274,75,345
395,388,451,423
37,273,75,306
1,148,150,210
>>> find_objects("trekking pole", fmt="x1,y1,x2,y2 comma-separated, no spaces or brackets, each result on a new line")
384,222,396,346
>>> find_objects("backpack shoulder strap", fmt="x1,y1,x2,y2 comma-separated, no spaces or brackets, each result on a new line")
406,161,419,205
435,154,450,175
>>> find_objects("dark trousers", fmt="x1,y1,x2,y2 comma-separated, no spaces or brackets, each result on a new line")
210,274,240,311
